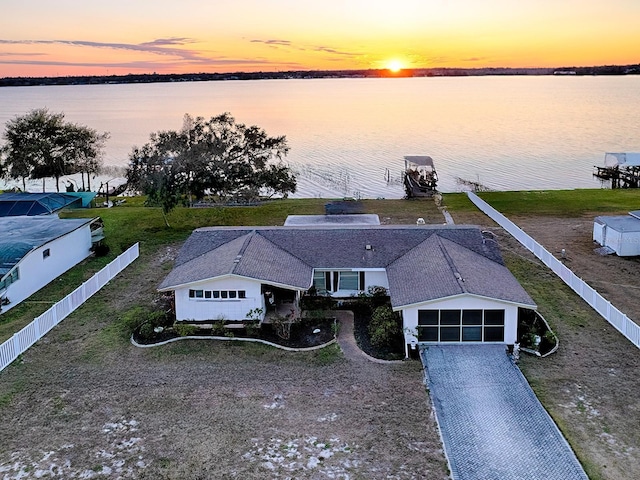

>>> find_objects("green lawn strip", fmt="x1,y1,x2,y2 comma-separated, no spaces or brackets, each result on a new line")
445,189,640,217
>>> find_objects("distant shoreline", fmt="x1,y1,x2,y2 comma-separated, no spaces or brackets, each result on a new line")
1,64,639,88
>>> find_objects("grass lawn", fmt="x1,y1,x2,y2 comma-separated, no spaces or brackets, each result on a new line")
1,190,639,478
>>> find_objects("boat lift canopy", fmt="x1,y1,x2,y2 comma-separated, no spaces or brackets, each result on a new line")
404,155,435,168
604,153,640,168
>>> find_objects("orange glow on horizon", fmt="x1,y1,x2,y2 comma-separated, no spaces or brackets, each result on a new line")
1,1,640,78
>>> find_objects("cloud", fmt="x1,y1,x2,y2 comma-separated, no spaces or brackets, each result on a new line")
0,37,306,71
0,51,45,57
250,39,292,47
140,38,195,46
312,46,358,57
250,38,361,58
0,38,207,62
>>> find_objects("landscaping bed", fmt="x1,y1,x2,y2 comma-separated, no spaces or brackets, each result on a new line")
133,317,336,349
349,300,405,361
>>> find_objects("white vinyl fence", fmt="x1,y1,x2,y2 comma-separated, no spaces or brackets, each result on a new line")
0,243,139,373
468,192,640,349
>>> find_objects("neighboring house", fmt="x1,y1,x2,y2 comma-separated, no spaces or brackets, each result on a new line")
593,211,640,256
159,223,536,357
0,216,98,313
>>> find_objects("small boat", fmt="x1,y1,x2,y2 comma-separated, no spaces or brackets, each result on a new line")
403,155,438,198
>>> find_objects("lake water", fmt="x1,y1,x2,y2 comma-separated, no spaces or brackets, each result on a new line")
2,76,640,198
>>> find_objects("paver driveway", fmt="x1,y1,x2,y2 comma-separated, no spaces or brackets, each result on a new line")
421,344,589,480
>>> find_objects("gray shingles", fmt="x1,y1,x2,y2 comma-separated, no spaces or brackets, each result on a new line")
159,225,536,309
387,235,464,307
158,234,249,289
439,236,535,306
233,232,313,289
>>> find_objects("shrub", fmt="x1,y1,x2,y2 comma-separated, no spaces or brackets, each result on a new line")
138,322,155,340
119,306,150,338
300,293,335,311
244,322,260,337
174,323,200,337
369,305,402,348
211,322,227,336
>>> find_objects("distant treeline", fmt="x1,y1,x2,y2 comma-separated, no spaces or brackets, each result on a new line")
1,64,638,87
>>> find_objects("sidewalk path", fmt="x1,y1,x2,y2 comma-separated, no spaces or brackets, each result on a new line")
335,310,402,364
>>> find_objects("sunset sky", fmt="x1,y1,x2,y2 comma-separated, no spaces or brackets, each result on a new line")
2,0,639,77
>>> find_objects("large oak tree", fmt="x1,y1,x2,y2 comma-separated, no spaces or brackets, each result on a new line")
126,113,296,225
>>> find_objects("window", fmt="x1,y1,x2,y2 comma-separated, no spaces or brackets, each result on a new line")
338,271,359,290
484,310,505,342
189,289,248,301
0,267,20,291
462,309,482,341
313,271,327,291
43,248,51,259
417,310,438,342
416,308,505,342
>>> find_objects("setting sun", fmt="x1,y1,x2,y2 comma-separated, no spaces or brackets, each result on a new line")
386,60,404,72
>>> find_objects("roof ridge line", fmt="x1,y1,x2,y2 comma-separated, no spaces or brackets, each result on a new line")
253,230,314,269
180,231,251,270
435,235,467,294
231,230,257,274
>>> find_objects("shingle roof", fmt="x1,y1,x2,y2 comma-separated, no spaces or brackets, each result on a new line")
159,225,536,308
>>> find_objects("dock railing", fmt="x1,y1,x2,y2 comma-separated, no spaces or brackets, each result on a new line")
467,192,640,349
0,243,139,373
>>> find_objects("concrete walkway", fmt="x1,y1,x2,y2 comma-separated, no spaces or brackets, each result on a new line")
421,344,588,480
335,310,402,364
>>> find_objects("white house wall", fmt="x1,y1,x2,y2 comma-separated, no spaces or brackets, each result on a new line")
174,276,265,321
363,270,389,291
400,295,520,348
3,225,92,313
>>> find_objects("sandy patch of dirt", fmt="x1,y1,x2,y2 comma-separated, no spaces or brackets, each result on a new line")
511,214,640,323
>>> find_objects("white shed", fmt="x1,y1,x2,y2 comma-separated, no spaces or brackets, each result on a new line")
593,214,640,256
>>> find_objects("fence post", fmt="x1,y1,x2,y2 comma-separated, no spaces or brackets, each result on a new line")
12,333,20,359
